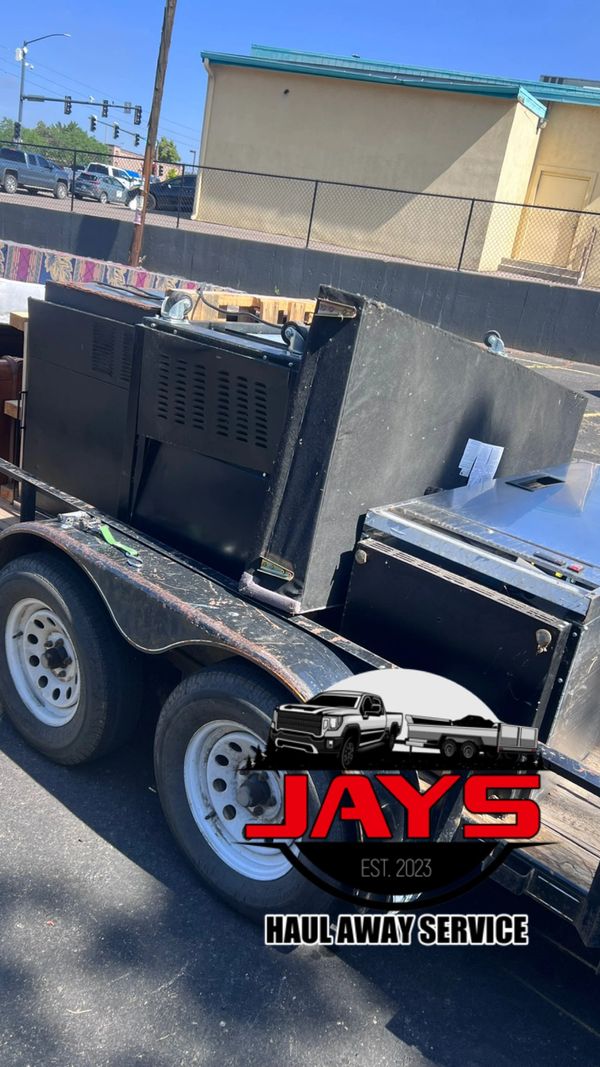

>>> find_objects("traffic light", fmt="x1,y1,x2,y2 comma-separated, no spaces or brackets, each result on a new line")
113,123,119,140
134,134,140,147
102,100,109,117
64,96,72,115
90,115,97,133
133,105,142,126
13,121,21,141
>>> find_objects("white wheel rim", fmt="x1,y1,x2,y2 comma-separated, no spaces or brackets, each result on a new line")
5,598,81,727
184,720,294,881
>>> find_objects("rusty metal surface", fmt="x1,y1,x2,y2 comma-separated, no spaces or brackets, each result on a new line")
0,519,353,701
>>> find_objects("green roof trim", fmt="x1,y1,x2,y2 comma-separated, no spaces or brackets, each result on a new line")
250,45,600,108
517,88,547,118
201,50,548,118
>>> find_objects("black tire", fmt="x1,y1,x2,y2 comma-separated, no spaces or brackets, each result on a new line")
146,192,157,211
461,740,478,761
441,738,458,760
0,552,142,764
154,660,350,921
54,182,67,200
99,191,108,205
339,733,357,770
3,173,18,194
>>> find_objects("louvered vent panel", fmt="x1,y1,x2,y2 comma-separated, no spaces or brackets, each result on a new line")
192,364,206,430
120,332,134,384
140,331,292,474
235,376,249,443
156,354,170,420
217,369,230,438
174,360,187,426
254,381,268,449
91,321,116,378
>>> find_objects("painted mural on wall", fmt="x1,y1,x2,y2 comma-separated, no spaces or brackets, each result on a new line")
0,239,201,293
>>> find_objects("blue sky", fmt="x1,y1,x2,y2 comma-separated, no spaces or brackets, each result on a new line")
0,0,598,160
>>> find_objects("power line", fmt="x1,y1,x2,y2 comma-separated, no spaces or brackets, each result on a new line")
0,52,200,151
0,43,201,137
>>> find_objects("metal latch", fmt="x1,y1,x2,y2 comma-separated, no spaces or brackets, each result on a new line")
58,512,141,566
257,557,294,581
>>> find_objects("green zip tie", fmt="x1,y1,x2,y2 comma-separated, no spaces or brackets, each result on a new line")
99,524,139,558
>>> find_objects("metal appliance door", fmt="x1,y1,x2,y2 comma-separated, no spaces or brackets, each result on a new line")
342,537,572,733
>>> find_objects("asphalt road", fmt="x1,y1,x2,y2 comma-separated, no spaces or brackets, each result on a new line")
1,281,600,1066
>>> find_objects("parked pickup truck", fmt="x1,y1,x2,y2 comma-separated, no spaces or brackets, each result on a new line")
0,147,69,199
270,683,538,768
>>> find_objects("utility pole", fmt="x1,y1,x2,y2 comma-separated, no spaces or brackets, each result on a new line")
129,0,178,267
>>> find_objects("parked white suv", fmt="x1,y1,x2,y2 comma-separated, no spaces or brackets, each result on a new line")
81,162,136,189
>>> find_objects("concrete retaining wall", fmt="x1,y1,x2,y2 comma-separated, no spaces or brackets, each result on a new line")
2,199,600,364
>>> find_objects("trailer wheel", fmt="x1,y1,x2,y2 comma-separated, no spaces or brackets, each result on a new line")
441,738,458,760
461,740,478,761
154,660,349,921
0,552,142,764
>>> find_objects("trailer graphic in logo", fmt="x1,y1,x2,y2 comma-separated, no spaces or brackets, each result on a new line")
244,669,542,909
266,669,539,770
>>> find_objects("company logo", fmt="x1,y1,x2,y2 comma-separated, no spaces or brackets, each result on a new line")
244,669,542,910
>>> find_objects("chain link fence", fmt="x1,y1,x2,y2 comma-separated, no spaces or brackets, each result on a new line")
2,140,600,288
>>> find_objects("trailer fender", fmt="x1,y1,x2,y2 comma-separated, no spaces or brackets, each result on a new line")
0,522,351,701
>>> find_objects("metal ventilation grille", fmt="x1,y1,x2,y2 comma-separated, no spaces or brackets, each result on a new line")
236,376,249,443
174,360,187,425
156,355,169,419
254,382,268,449
192,364,206,430
154,358,272,449
91,321,133,385
120,332,134,384
141,334,293,474
91,321,116,378
217,370,230,437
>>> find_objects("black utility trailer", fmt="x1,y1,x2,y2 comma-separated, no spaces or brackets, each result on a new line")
0,282,598,946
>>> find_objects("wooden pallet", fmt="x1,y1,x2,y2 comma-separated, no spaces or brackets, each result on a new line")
9,310,28,333
181,290,316,326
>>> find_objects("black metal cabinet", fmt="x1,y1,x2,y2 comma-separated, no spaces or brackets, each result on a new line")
343,461,600,760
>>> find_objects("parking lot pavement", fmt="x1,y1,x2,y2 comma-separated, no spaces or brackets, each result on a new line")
1,711,599,1067
0,188,307,247
510,350,600,462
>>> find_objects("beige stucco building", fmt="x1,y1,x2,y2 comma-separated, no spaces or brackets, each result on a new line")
193,46,600,283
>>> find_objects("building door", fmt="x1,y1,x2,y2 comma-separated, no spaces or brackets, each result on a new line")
514,171,589,267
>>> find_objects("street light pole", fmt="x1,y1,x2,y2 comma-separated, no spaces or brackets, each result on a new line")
17,47,27,132
16,32,70,138
189,149,196,166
